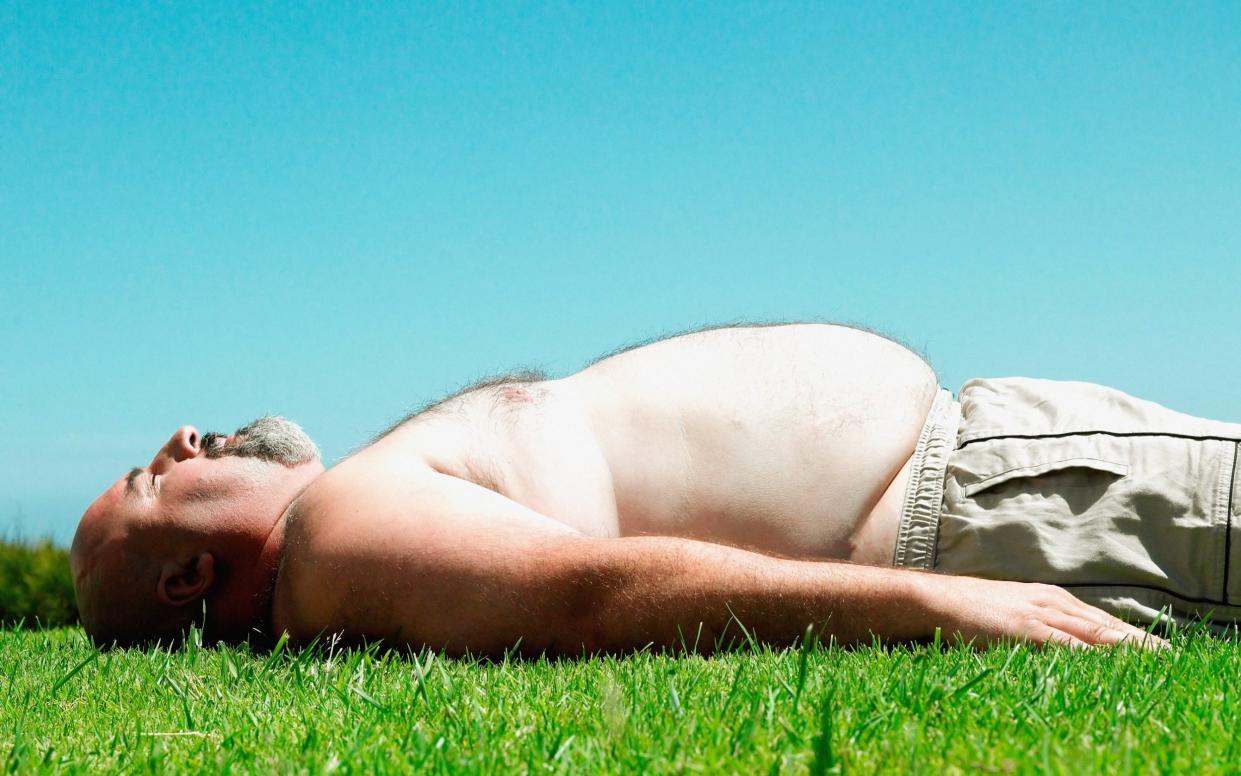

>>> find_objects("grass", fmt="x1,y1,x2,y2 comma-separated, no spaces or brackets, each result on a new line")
2,626,1239,774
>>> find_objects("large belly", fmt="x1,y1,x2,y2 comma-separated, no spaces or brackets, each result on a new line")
583,324,939,561
645,393,933,562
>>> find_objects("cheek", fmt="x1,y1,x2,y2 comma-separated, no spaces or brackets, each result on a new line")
170,463,266,504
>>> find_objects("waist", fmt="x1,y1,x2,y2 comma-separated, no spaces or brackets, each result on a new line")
846,450,919,563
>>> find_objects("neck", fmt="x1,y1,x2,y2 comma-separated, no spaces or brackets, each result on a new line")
198,461,324,644
202,497,299,644
248,507,290,634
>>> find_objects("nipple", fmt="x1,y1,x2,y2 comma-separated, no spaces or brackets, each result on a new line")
499,386,532,403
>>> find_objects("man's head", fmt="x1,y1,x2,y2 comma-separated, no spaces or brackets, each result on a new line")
70,416,324,647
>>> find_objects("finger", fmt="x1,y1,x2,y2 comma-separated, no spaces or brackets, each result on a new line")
1059,597,1169,649
1089,613,1167,649
1043,587,1153,639
1038,626,1090,650
1043,609,1162,650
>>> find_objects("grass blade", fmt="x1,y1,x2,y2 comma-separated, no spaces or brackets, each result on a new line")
50,649,99,695
792,623,816,713
809,685,837,776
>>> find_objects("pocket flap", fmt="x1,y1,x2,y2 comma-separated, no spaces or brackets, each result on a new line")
963,457,1130,498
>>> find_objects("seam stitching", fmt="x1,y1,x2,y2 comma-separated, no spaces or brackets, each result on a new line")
1060,582,1235,607
1224,443,1238,603
959,430,1241,448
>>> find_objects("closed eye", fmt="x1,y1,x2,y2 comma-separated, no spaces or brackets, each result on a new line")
125,467,143,496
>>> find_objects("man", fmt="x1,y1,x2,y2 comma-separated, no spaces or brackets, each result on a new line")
76,322,1235,654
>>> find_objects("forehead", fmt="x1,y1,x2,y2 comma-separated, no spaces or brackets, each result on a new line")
102,471,139,505
73,489,126,581
80,475,148,539
91,476,127,514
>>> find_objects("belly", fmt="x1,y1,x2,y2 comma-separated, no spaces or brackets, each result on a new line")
583,325,940,561
642,411,929,563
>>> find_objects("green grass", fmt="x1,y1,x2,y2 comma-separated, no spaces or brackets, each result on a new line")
2,627,1239,774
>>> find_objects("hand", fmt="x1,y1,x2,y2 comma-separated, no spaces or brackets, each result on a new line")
919,575,1168,650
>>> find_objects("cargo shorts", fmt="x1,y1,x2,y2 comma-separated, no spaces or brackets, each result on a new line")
893,377,1241,629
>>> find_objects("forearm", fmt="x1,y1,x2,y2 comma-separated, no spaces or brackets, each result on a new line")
549,536,938,654
323,530,1156,656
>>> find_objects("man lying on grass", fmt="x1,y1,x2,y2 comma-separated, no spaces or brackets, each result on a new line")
77,322,1238,654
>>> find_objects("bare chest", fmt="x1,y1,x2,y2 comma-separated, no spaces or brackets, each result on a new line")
378,325,939,561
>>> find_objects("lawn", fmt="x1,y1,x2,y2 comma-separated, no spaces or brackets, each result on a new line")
2,626,1238,774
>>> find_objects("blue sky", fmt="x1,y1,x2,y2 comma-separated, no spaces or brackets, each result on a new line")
3,2,1240,543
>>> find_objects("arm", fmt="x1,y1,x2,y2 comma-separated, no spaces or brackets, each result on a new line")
545,537,1161,652
284,468,1160,655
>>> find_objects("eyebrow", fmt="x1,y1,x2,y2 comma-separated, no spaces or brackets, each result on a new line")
125,467,144,496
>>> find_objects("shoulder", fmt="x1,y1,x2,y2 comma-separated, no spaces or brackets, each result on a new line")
270,481,334,643
269,424,592,645
270,455,420,643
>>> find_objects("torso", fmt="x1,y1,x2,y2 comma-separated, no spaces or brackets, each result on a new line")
330,323,938,564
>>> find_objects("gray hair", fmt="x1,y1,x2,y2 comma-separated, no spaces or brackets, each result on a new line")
202,416,320,467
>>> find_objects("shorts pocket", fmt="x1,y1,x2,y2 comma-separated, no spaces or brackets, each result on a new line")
962,457,1130,498
940,432,1227,603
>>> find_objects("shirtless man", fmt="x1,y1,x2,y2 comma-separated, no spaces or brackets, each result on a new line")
75,322,1237,654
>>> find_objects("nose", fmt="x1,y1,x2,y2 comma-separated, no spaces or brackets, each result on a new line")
151,425,203,471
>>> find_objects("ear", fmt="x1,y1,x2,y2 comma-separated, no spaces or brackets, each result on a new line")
156,552,216,607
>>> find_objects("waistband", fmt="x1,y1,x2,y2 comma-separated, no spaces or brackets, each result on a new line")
892,388,961,570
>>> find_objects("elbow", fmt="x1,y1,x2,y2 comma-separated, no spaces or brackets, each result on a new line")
409,537,631,659
540,541,631,657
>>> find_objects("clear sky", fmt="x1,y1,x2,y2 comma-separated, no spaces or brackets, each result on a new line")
3,2,1240,543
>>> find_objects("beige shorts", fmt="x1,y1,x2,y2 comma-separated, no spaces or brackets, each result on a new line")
894,378,1241,629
